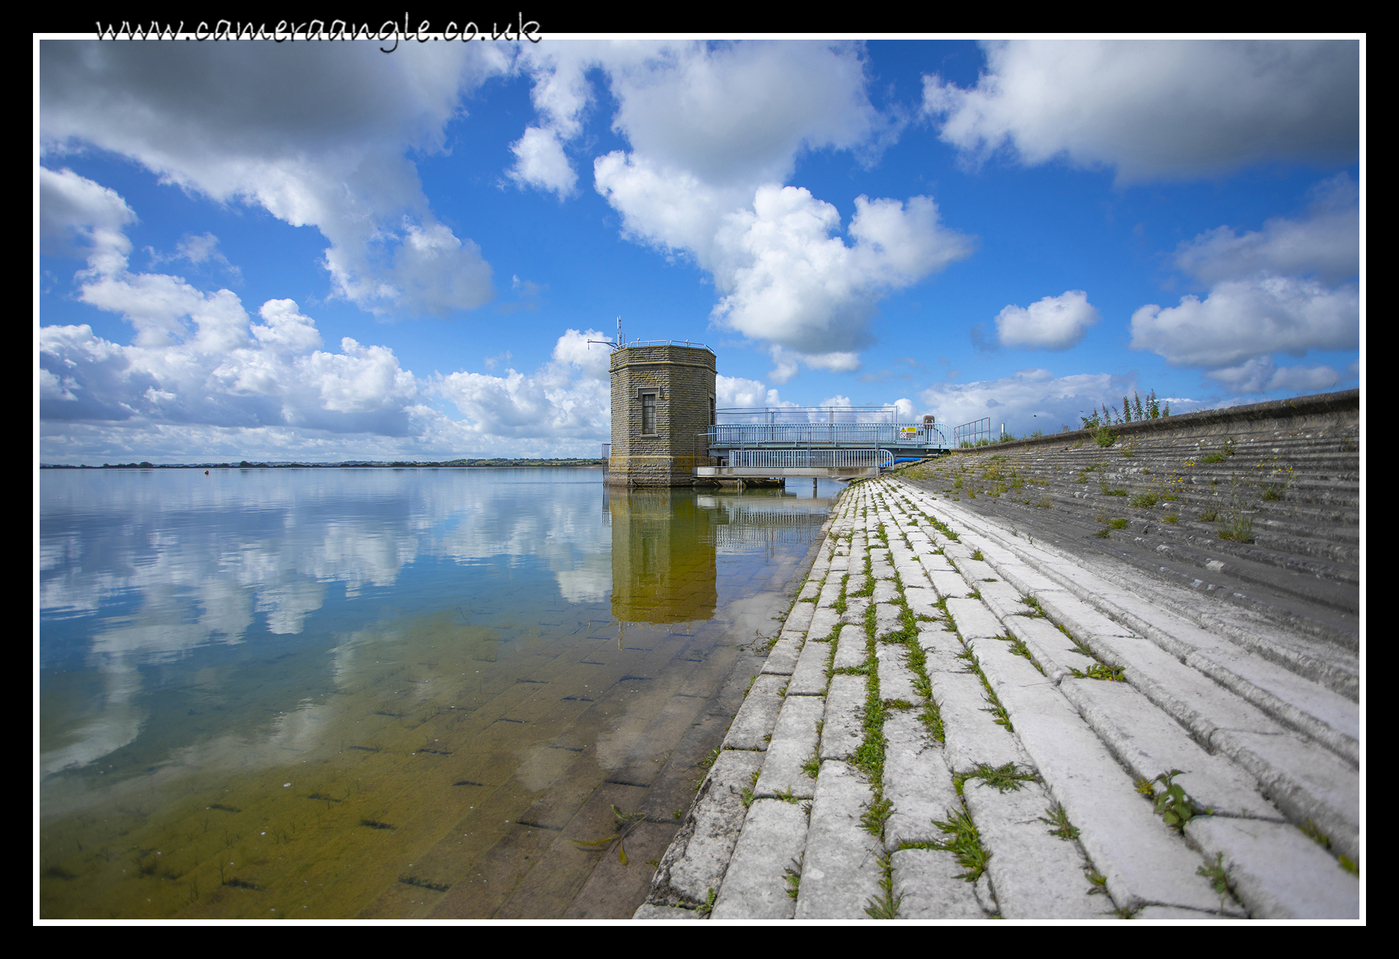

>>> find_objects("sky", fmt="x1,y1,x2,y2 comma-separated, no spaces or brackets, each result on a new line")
37,34,1363,463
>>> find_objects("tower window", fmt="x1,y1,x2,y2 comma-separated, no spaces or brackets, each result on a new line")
641,392,656,434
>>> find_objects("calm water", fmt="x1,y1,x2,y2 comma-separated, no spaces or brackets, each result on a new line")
37,468,839,918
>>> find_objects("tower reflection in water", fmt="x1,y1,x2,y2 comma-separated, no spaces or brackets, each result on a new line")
606,485,833,628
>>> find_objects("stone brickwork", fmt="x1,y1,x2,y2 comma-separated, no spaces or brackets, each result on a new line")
608,344,716,487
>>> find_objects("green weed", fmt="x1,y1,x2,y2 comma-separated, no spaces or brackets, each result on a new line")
1197,852,1233,903
929,808,990,882
567,804,647,866
863,854,903,919
1144,770,1210,829
1070,662,1126,682
1039,803,1080,840
960,761,1037,793
784,858,802,900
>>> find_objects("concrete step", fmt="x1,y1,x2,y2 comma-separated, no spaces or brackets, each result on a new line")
635,476,1360,920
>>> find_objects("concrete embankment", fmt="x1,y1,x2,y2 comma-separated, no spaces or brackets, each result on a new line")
635,394,1360,920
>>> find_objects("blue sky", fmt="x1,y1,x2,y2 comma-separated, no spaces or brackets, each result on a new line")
38,36,1362,463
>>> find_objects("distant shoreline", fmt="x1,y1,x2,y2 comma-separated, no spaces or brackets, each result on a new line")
40,460,607,470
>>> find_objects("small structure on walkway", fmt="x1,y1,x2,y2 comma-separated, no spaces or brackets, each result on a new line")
604,337,947,487
606,341,717,487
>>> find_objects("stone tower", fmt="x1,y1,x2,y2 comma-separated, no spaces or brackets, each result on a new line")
607,343,716,486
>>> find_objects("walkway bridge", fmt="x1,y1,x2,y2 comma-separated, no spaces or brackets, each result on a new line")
696,408,948,481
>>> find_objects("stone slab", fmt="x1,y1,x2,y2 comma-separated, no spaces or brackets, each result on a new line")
876,645,920,705
982,669,1234,914
960,778,1117,919
756,695,824,799
788,636,832,697
945,597,1005,643
1184,815,1359,919
724,674,785,750
882,711,960,847
1058,677,1282,821
658,748,765,903
890,848,988,919
820,675,868,761
794,761,884,919
710,799,808,919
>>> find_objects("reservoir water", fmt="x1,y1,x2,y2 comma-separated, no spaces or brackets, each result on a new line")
37,467,840,919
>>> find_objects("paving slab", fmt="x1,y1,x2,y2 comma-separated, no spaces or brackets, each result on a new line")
945,597,1005,643
808,606,841,641
788,636,832,697
723,674,786,750
1058,677,1282,821
890,849,988,919
902,584,940,621
982,668,1235,914
794,761,884,919
874,602,904,640
710,799,808,919
1184,815,1359,919
927,666,1030,775
820,674,868,761
755,695,824,799
881,711,959,847
1002,613,1096,685
760,630,804,676
926,568,971,599
876,645,920,705
960,777,1117,919
651,748,765,905
782,599,816,635
833,624,868,672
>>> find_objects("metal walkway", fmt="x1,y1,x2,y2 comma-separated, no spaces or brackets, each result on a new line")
697,408,948,480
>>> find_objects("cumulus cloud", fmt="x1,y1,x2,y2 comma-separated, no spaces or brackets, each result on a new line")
41,40,509,317
39,166,135,267
1130,174,1360,376
923,39,1358,181
513,40,971,374
920,368,1139,437
435,329,611,441
1130,277,1358,368
508,126,578,197
716,374,781,410
708,189,973,357
1204,357,1341,394
1171,174,1359,286
39,170,610,460
994,290,1100,350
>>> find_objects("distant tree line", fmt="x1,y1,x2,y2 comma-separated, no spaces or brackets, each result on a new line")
42,458,605,469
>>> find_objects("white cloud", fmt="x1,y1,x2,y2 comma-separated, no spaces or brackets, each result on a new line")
1131,277,1359,368
39,166,136,266
716,374,778,409
435,329,611,441
708,187,973,358
1204,357,1341,394
1131,176,1360,376
508,126,578,197
41,40,509,317
923,39,1358,181
995,290,1100,350
516,40,970,373
1172,174,1359,286
604,40,879,188
920,368,1138,437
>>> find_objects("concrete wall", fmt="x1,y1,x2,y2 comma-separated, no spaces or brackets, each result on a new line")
608,344,717,486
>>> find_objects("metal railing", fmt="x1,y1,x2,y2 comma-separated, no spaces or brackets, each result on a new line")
724,448,895,470
953,417,992,447
710,423,942,448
